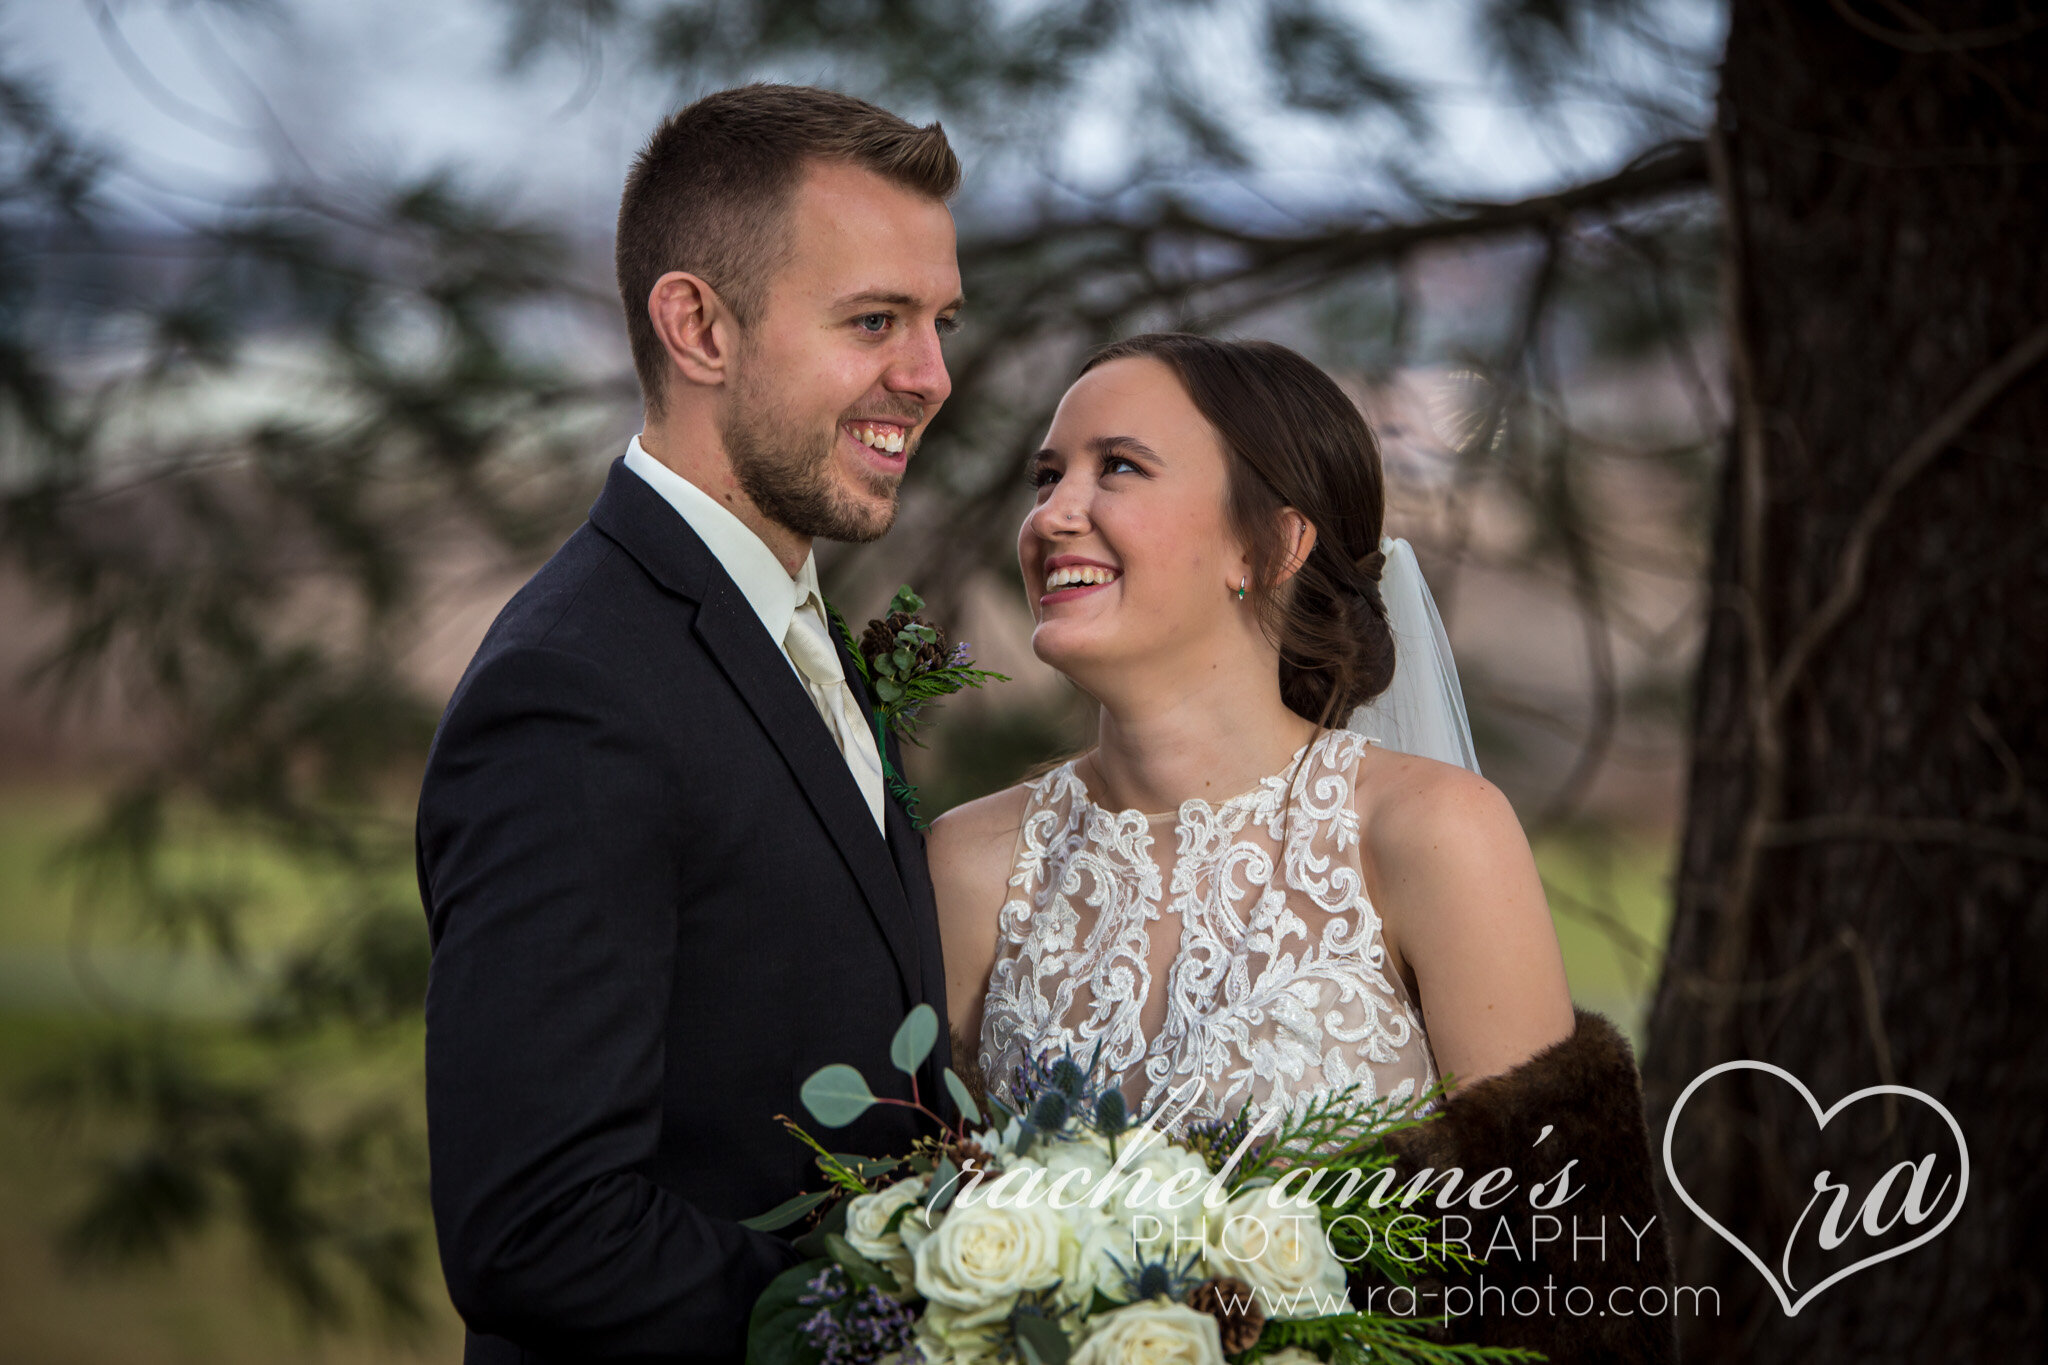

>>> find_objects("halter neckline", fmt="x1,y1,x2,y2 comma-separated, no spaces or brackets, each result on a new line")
1061,730,1335,822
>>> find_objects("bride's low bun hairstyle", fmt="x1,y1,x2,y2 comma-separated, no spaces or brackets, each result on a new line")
1078,332,1396,729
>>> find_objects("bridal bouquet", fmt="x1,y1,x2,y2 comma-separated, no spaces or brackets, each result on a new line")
743,1007,1539,1365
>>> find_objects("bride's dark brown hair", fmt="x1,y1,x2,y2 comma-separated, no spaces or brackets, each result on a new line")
1077,332,1397,731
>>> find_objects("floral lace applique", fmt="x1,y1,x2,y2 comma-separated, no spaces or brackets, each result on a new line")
980,728,1439,1131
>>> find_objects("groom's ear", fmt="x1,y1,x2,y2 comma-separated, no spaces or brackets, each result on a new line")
647,270,736,390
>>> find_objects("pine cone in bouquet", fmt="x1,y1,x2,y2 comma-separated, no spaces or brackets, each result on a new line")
1189,1275,1267,1354
861,610,951,676
938,1133,995,1176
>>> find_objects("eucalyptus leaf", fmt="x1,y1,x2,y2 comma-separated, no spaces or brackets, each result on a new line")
890,1004,939,1075
744,1258,833,1365
824,1232,900,1294
882,1198,921,1237
739,1188,832,1232
800,1064,877,1127
924,1155,961,1215
943,1066,983,1126
1012,1313,1072,1365
1087,1287,1126,1316
828,1153,902,1179
875,677,904,704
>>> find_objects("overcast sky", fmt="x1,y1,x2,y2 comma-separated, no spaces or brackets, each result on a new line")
10,0,1725,235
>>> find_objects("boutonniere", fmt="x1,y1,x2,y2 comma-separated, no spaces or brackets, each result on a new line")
826,586,1009,826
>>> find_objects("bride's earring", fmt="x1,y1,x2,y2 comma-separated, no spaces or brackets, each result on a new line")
1236,575,1247,601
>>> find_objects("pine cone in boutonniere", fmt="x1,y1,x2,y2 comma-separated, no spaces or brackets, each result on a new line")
861,611,951,678
1189,1275,1266,1354
825,585,1010,828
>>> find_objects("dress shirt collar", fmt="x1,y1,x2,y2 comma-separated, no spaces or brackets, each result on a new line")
623,434,819,645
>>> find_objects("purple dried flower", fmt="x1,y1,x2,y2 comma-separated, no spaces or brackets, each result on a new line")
794,1264,919,1364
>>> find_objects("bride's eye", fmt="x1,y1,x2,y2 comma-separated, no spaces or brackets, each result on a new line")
1027,465,1058,489
1102,454,1141,476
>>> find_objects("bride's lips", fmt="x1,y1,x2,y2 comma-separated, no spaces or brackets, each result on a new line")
1039,554,1121,607
841,418,913,476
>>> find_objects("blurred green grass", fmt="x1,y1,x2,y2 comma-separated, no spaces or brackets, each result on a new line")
0,786,462,1364
0,782,1671,1362
1530,824,1676,1052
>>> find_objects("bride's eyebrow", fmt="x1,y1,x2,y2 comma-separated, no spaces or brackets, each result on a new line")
1028,435,1159,470
1092,435,1159,462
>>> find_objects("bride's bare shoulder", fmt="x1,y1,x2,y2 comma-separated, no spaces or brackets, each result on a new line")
927,783,1038,1040
1352,741,1576,1084
926,782,1035,903
1352,742,1524,955
1352,742,1512,855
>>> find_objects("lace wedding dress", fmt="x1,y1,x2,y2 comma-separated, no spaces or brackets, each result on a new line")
978,727,1440,1131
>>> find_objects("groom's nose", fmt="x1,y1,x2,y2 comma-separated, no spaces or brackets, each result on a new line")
881,321,952,409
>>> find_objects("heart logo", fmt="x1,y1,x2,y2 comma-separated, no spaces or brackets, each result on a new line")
1661,1060,1968,1316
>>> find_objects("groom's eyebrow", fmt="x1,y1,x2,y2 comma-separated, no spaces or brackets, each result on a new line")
831,288,968,313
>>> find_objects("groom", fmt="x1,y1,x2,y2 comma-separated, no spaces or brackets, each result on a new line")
416,86,963,1363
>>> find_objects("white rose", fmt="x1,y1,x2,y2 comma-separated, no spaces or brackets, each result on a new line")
1035,1131,1117,1211
911,1302,1007,1364
900,1205,938,1257
1205,1186,1348,1320
1070,1299,1226,1365
845,1176,929,1265
1054,1209,1131,1309
912,1198,1069,1326
1106,1134,1218,1246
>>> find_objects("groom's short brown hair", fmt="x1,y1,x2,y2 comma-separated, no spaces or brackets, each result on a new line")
615,84,960,414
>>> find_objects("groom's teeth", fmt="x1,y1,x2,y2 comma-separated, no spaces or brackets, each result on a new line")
851,423,908,452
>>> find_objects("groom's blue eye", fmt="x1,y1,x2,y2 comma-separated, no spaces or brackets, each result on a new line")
855,313,891,333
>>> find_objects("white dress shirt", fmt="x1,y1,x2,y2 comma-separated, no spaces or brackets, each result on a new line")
623,436,889,833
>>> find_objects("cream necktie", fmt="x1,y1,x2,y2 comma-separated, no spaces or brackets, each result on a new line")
784,592,888,834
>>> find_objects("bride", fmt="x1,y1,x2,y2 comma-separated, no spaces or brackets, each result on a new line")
927,332,1576,1129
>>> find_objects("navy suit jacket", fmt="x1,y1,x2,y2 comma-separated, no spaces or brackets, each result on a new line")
416,457,951,1363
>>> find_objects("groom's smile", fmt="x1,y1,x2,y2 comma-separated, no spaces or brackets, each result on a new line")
635,152,962,564
843,417,914,475
721,159,962,545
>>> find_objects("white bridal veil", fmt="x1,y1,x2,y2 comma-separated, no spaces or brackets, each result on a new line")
1343,534,1483,776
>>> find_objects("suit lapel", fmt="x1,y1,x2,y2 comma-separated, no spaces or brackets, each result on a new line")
589,459,922,1006
838,621,955,1100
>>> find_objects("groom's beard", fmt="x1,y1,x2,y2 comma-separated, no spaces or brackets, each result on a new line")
719,366,902,545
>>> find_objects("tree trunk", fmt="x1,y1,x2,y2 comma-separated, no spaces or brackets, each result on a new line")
1643,4,2048,1359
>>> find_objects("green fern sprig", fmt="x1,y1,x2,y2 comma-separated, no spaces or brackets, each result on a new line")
1231,1076,1488,1284
826,587,1009,826
1250,1310,1546,1364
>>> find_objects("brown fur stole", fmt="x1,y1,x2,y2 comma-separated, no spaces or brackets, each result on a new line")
949,1013,1678,1363
1364,1007,1679,1363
